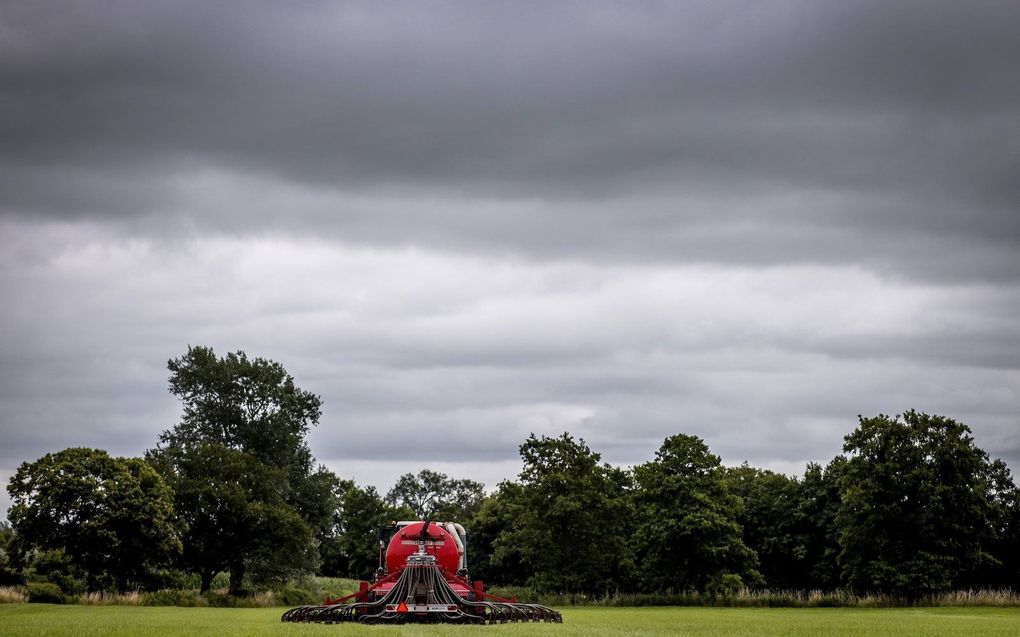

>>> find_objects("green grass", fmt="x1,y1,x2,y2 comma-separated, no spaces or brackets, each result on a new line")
1,605,1018,637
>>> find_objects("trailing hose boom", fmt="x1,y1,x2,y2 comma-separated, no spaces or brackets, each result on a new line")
282,520,562,624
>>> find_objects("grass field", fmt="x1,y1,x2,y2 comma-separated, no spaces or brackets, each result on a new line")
2,605,1019,637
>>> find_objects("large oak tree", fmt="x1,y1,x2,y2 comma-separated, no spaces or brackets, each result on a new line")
7,447,180,592
492,433,635,593
632,434,759,592
837,411,1011,597
147,346,340,593
385,469,485,521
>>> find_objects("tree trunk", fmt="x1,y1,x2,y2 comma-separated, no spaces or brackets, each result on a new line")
228,563,245,596
200,568,214,593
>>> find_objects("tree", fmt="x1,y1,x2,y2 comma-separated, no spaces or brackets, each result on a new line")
796,459,845,590
466,483,528,585
0,521,22,586
725,459,846,591
984,459,1020,588
632,434,759,593
288,466,348,577
323,484,414,579
492,433,634,593
147,346,334,594
837,411,1004,598
385,469,486,521
725,464,803,589
317,478,356,577
6,448,180,591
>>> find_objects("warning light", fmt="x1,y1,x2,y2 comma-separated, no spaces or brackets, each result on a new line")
397,602,408,613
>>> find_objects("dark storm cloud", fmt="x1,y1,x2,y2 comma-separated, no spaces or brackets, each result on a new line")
2,2,1020,516
1,1,1018,280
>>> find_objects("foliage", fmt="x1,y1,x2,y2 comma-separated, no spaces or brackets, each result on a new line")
725,464,803,588
148,442,314,593
288,466,347,578
22,549,86,595
704,572,744,603
6,448,180,592
147,346,339,594
983,458,1020,588
796,459,845,589
141,589,208,607
492,433,635,593
319,483,412,579
385,468,486,521
632,434,759,593
837,411,1008,597
0,522,20,586
137,576,355,607
274,585,317,606
26,581,65,604
725,458,845,590
309,576,360,600
464,484,527,584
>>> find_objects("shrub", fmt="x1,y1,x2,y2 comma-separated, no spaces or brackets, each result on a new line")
26,582,64,604
313,576,360,600
277,585,317,606
142,589,208,607
199,591,279,607
705,573,744,603
145,570,202,591
24,549,86,595
202,591,239,607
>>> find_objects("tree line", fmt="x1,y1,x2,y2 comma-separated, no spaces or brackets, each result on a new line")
2,347,1018,600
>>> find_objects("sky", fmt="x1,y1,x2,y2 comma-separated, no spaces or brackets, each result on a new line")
2,1,1019,519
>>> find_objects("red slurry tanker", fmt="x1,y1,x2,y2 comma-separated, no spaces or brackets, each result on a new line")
281,520,562,624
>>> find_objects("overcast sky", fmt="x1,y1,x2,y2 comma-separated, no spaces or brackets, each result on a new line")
2,1,1019,519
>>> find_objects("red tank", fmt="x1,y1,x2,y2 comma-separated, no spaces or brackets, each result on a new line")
385,521,461,574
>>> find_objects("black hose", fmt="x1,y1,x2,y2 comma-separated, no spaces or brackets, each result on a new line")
281,560,562,624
